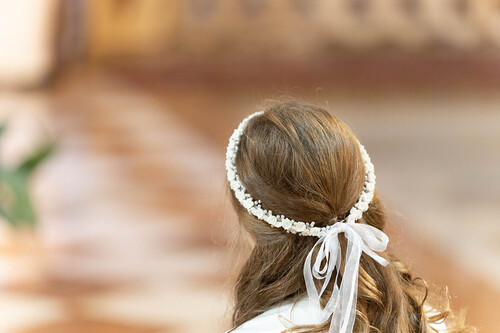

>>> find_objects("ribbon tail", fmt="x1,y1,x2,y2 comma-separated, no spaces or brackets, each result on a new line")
304,238,324,322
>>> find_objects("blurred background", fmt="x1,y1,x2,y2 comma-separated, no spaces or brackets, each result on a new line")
0,0,499,332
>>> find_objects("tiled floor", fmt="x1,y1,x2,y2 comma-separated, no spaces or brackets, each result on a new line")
0,74,234,332
0,64,498,332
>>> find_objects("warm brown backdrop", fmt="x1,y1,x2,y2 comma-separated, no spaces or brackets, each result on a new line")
0,1,498,332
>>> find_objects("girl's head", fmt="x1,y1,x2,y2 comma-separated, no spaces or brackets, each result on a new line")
227,100,473,333
232,101,381,235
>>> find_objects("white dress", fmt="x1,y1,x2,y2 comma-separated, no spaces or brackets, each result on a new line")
227,297,447,333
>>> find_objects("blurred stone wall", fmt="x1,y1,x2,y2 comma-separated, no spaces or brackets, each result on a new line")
86,0,500,59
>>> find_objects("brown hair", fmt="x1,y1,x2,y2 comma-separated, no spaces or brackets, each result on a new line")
228,101,474,333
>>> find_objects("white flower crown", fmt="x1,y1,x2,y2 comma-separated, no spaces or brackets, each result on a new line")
225,111,376,238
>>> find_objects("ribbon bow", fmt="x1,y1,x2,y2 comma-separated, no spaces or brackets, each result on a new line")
303,222,389,333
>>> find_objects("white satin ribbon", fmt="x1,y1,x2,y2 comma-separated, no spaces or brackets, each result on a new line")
303,222,389,333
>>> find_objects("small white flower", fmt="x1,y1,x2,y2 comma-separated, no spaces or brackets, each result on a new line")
364,191,374,203
282,218,293,229
243,198,254,209
366,183,375,191
367,173,376,182
230,180,239,191
310,227,321,237
294,222,306,232
268,215,277,225
255,208,265,219
236,191,245,201
349,207,362,220
355,201,369,211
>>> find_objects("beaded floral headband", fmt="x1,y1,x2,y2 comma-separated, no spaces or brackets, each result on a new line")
226,111,376,237
226,110,389,333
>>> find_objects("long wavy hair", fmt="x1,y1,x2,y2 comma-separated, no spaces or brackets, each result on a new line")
228,101,474,333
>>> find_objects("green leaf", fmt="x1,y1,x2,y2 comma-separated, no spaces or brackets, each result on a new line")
0,123,7,138
0,139,55,229
17,143,55,174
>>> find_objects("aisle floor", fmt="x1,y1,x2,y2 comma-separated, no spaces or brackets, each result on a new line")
0,66,497,332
